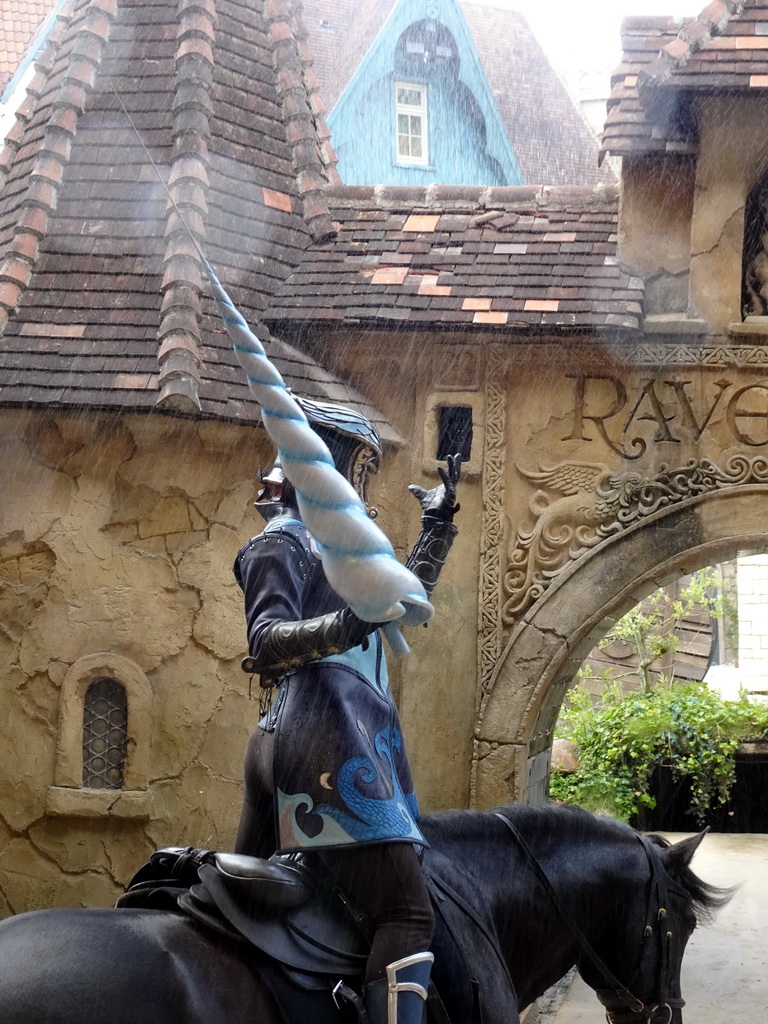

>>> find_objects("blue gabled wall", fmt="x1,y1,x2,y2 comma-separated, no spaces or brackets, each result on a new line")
328,0,523,187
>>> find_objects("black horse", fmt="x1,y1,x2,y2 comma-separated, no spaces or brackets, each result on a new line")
0,804,728,1024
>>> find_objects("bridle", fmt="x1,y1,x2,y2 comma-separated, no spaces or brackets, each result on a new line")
494,813,690,1024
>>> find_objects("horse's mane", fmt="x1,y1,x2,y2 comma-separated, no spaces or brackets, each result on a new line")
420,801,627,845
420,803,734,922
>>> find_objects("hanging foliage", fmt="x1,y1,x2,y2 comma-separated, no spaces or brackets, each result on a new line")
550,679,768,825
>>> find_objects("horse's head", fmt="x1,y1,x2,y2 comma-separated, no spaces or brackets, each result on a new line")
579,830,732,1024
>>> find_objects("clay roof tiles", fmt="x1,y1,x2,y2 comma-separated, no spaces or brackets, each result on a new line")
602,0,768,160
303,0,393,112
0,0,403,438
0,0,60,92
265,183,643,334
601,16,695,160
646,0,768,90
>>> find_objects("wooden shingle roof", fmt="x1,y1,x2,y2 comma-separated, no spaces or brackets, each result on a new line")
265,183,642,334
0,0,403,437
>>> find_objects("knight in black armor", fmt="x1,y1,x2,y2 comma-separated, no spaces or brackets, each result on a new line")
233,395,460,1024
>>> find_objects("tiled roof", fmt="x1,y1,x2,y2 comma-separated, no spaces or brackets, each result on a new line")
461,3,611,187
302,0,392,111
265,183,642,333
601,16,695,160
602,1,768,161
0,0,401,436
301,0,611,187
0,0,59,92
645,0,767,90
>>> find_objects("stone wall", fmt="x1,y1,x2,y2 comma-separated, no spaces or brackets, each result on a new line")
0,407,271,913
618,155,696,317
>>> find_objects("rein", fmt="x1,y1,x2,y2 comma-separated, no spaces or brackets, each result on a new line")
494,812,686,1023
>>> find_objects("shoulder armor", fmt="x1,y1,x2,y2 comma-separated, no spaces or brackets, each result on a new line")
237,515,313,564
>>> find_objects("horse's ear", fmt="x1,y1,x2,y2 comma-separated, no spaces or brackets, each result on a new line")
659,828,708,874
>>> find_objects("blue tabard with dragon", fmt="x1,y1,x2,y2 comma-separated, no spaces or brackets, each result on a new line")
234,512,426,853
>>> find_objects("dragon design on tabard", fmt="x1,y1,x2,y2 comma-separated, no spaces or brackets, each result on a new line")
277,725,423,848
501,454,768,624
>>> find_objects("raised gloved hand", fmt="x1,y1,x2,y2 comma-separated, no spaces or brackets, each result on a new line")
408,453,462,522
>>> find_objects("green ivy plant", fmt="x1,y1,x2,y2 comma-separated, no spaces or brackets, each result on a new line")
550,679,768,824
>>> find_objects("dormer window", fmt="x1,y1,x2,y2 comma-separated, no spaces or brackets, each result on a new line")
395,82,428,166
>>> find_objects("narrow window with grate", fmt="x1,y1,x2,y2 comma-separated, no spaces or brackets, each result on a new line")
82,677,128,789
436,405,473,463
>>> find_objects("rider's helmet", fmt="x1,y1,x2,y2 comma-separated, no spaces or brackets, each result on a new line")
255,396,382,516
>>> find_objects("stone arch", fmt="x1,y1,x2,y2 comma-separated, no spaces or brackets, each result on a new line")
473,486,768,809
46,652,153,818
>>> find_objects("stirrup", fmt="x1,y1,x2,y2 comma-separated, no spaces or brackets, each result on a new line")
366,951,434,1024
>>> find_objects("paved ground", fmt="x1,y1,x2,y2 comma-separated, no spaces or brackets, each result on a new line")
542,832,768,1023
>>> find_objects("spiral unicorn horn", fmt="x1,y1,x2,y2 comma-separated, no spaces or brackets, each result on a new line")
204,258,433,651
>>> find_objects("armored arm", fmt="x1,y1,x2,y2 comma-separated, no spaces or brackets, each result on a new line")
245,607,378,678
405,454,461,597
235,526,378,678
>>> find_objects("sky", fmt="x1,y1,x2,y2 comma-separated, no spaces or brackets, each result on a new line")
474,0,703,72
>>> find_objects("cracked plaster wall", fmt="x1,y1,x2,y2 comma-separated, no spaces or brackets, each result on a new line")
687,96,768,333
617,95,768,332
0,407,273,916
618,96,768,332
618,154,696,316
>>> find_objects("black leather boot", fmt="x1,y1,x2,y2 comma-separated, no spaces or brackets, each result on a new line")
364,952,433,1024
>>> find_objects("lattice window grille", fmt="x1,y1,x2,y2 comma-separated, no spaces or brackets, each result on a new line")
82,677,128,789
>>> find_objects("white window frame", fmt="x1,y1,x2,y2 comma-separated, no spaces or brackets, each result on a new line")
395,81,428,167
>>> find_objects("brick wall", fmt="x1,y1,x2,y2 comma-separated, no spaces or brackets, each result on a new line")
737,554,768,692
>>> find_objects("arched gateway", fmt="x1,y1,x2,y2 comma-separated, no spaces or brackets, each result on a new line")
474,487,768,808
467,339,768,809
469,0,768,810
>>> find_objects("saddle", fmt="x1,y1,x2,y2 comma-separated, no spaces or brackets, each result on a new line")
118,847,481,1024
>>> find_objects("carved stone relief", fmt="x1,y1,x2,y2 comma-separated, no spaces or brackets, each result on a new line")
503,454,768,623
563,373,768,454
431,345,482,389
629,345,768,367
477,345,506,702
472,345,507,806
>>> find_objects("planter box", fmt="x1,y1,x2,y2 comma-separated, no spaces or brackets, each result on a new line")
633,743,768,832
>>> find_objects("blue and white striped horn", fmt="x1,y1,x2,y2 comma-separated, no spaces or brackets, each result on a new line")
204,259,433,649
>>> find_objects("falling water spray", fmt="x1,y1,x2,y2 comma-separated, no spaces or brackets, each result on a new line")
111,86,432,652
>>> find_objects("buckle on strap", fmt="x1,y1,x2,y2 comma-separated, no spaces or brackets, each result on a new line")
332,980,368,1022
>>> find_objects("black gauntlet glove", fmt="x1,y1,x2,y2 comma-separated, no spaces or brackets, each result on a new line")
405,454,461,596
407,453,461,523
248,607,379,679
